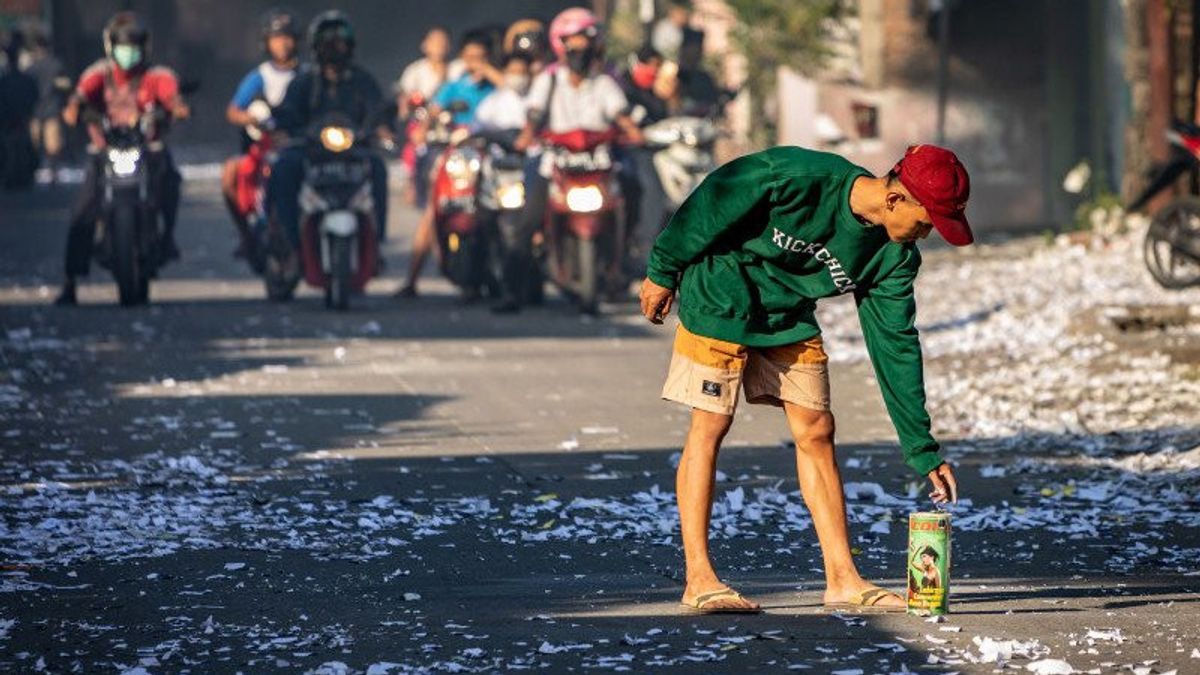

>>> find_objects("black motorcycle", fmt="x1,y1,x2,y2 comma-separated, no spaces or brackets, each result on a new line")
262,113,383,310
91,108,170,306
1128,121,1200,289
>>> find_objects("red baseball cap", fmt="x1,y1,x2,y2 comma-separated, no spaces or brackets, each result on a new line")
892,144,973,246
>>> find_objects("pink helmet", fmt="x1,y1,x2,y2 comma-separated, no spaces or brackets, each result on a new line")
548,7,602,62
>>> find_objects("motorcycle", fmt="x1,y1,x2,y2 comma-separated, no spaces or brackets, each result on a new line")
263,112,380,310
429,126,496,300
90,107,171,306
235,100,275,273
475,127,541,304
1128,121,1200,289
541,128,625,314
642,116,718,220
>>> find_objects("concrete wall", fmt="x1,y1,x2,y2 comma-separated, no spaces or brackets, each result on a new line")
778,0,1125,233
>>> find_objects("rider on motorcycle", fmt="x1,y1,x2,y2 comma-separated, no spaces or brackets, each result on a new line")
495,8,643,314
396,28,500,298
267,11,391,251
503,19,549,77
54,11,190,306
220,8,299,261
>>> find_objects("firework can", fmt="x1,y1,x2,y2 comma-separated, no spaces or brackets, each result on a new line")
906,511,951,615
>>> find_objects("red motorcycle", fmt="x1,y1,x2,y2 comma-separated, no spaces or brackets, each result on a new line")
234,101,274,274
430,127,495,299
542,128,625,313
1129,121,1200,289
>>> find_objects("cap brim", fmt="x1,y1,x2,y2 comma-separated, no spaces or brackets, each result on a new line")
930,210,974,246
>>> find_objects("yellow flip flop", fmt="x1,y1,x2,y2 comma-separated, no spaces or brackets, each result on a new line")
680,588,763,614
823,586,906,613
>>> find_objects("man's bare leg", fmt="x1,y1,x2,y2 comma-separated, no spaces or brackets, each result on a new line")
783,402,904,608
398,202,436,297
677,408,760,610
220,158,251,257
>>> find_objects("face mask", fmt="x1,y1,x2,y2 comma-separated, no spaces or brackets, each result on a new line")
504,73,530,94
565,48,595,76
112,44,143,71
317,40,350,69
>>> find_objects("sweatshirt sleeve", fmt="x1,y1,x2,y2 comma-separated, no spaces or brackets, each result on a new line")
645,152,776,289
854,245,942,476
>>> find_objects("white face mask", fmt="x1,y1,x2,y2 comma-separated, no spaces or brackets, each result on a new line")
504,73,530,94
112,44,143,70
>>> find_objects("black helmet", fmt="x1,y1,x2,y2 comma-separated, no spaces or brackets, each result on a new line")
102,11,150,59
261,8,299,42
307,10,355,62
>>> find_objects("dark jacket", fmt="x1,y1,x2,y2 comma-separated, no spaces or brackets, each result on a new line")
274,63,384,136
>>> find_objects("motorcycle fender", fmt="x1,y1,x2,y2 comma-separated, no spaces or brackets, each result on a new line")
321,210,358,237
567,214,605,240
300,217,327,288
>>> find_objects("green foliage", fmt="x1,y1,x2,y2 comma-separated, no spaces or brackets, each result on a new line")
725,0,846,147
1072,191,1126,233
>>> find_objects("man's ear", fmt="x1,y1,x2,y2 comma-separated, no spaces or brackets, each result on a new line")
884,190,904,211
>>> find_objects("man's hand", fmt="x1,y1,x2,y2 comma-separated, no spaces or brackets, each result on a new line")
171,101,191,121
62,100,80,127
640,277,674,324
514,127,534,153
926,463,958,505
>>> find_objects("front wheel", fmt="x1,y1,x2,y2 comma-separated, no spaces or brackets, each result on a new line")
577,236,599,314
111,204,145,307
1144,198,1200,289
325,236,353,310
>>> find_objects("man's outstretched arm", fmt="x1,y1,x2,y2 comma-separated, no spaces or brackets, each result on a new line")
854,246,958,503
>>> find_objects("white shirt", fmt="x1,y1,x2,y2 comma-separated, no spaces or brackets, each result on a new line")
395,57,465,99
526,68,628,134
474,87,527,131
258,62,296,107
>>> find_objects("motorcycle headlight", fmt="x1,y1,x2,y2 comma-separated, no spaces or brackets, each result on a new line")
565,185,603,213
445,153,481,181
320,126,355,153
108,148,141,177
497,183,525,209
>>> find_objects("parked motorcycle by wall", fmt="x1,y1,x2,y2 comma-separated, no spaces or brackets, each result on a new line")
263,113,380,310
1128,121,1200,289
542,128,624,314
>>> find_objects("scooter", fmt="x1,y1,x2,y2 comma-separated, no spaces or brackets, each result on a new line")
1128,121,1200,289
476,127,541,304
263,112,380,310
430,127,495,300
542,128,625,314
642,115,718,218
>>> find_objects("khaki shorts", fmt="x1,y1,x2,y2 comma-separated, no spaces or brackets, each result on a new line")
661,324,830,416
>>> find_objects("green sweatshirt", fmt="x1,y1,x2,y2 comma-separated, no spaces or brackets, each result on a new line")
647,146,942,476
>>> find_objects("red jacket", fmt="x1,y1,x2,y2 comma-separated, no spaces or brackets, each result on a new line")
75,59,179,143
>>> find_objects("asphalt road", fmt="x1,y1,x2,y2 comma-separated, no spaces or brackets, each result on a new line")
0,177,1196,674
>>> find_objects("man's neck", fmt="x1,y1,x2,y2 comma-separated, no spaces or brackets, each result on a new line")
848,175,886,227
270,58,298,70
